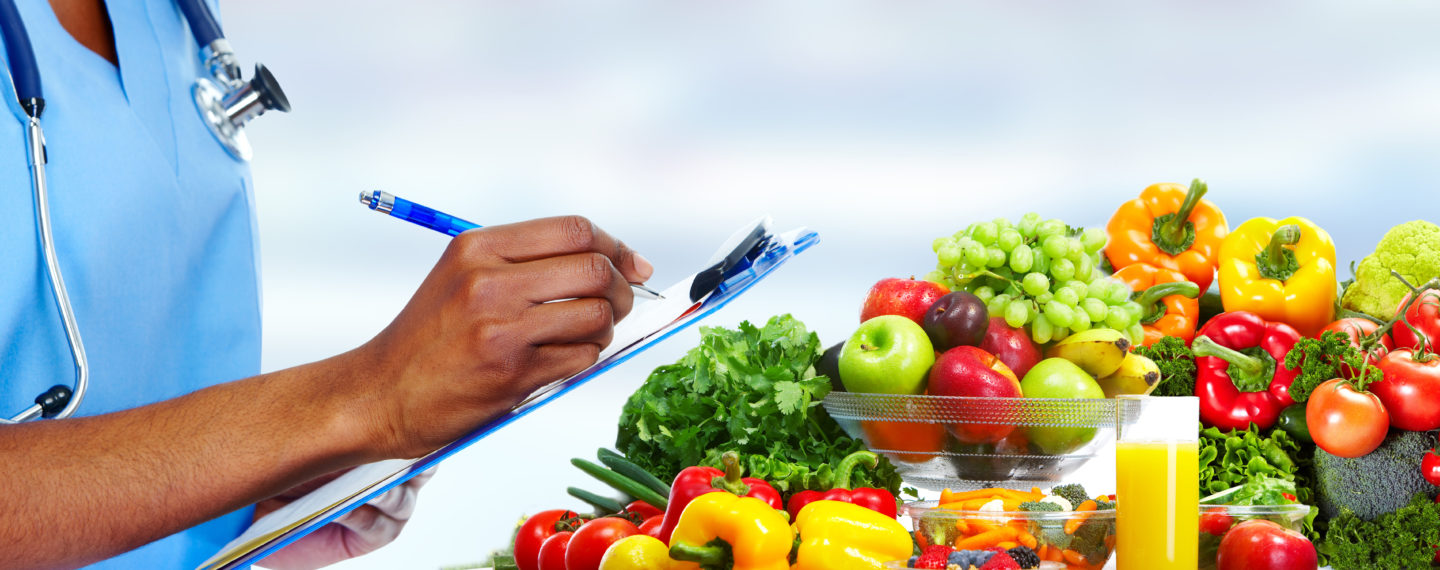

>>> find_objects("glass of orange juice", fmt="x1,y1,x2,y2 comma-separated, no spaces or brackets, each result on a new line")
1115,395,1199,569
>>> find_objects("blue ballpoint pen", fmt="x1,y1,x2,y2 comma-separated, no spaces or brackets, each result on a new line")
359,190,664,300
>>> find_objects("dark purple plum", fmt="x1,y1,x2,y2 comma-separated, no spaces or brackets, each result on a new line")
815,341,846,391
922,291,989,351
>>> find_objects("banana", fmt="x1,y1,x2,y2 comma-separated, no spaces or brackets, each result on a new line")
1097,352,1162,398
1046,328,1131,378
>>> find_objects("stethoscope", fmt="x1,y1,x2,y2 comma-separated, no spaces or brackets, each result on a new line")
0,0,290,424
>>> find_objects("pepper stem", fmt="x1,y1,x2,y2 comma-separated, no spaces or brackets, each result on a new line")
831,450,879,490
1255,225,1302,282
1192,335,1276,392
1154,179,1207,254
1135,281,1201,325
712,451,752,496
670,540,732,566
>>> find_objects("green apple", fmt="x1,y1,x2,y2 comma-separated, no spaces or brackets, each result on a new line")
1020,357,1106,454
838,315,936,395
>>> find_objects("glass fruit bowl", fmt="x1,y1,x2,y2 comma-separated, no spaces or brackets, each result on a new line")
1197,503,1313,570
822,393,1120,490
898,501,1117,569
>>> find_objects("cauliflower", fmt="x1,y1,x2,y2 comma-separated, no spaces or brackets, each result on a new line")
1340,220,1440,319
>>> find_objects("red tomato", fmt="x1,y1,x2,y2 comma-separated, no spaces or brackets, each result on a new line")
536,531,573,570
565,517,641,570
638,514,664,539
1200,511,1234,536
1393,289,1440,351
1371,349,1440,431
515,509,580,570
1216,519,1318,570
1320,318,1392,376
1306,378,1389,458
622,500,662,521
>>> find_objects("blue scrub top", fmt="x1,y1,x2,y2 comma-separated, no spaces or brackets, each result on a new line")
0,0,261,567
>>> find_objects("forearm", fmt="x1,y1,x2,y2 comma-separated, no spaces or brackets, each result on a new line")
0,350,379,569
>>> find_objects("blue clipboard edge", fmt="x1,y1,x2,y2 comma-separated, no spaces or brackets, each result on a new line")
213,228,819,569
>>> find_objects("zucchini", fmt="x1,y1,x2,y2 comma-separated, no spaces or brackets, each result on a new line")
597,448,672,497
566,486,625,514
571,457,669,509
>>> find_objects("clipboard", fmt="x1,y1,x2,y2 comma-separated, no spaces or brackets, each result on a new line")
199,219,819,570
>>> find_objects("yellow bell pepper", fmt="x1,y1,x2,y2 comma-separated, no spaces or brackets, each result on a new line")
667,493,793,570
791,500,913,570
600,535,695,570
1217,216,1337,337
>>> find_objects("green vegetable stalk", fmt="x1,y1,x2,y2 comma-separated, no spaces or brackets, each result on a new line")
614,315,901,494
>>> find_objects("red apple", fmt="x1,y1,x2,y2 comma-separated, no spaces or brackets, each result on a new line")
1216,519,1317,570
980,317,1042,379
927,346,1023,443
860,277,949,325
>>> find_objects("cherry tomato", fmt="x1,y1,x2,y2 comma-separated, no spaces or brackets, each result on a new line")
638,515,664,539
622,500,662,521
1423,448,1440,487
515,509,580,570
1320,318,1392,376
536,531,574,570
1371,349,1440,431
1306,378,1389,458
1392,289,1440,352
566,517,641,570
1200,511,1234,536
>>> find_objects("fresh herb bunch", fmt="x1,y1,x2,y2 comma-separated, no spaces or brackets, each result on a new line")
1134,336,1197,397
1284,330,1377,402
1318,493,1440,569
615,315,901,494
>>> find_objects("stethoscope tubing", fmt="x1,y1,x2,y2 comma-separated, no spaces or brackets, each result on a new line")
0,0,234,422
0,0,41,112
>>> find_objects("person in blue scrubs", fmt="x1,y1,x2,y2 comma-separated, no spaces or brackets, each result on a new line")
0,1,654,568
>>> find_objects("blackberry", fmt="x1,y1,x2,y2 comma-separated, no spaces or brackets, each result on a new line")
1005,545,1041,569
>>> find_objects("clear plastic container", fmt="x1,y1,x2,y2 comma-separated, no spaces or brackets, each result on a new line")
899,501,1117,569
1197,503,1313,570
821,393,1120,490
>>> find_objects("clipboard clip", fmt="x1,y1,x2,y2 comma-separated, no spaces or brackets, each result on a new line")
688,217,773,303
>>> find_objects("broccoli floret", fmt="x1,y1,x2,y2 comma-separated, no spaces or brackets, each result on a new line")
1341,220,1440,319
1050,484,1090,509
1093,499,1116,511
1315,430,1439,521
1018,501,1062,512
1068,519,1112,562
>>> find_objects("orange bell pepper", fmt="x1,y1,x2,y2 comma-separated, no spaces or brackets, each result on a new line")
1105,179,1229,293
1111,264,1202,346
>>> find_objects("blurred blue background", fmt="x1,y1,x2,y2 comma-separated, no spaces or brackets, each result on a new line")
221,1,1438,567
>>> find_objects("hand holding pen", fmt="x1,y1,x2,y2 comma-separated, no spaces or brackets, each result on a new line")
346,207,656,459
360,191,663,300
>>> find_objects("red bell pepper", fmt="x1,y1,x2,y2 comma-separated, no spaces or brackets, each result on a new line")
655,451,782,544
785,450,898,519
1191,311,1303,431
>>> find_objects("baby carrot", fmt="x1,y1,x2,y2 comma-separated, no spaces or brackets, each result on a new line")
1065,500,1099,534
996,541,1019,550
956,526,1019,550
1017,529,1038,549
1062,549,1087,565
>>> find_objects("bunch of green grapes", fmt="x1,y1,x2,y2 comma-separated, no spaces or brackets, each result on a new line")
924,213,1146,345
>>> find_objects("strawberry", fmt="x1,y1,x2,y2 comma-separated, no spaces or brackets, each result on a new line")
914,544,953,569
978,551,1020,570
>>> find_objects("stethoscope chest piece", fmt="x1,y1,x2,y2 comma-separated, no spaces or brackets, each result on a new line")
193,62,290,161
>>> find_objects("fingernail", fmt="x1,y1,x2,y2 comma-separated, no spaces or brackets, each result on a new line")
634,253,655,280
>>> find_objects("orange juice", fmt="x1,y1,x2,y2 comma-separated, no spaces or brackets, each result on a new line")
1116,440,1199,569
